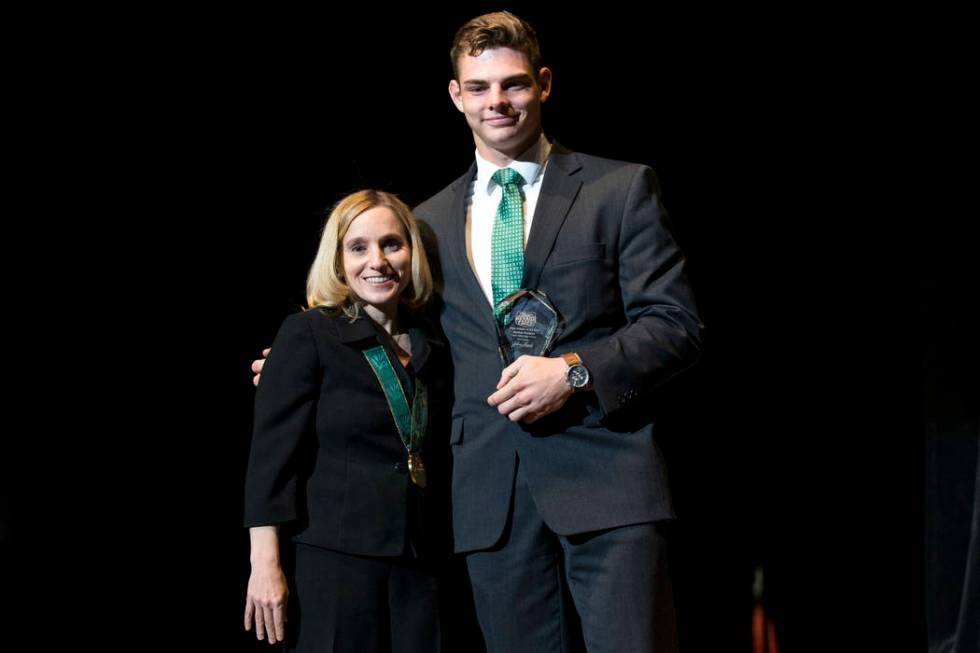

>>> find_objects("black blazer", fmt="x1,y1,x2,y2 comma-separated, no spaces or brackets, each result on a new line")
415,143,703,552
243,308,452,558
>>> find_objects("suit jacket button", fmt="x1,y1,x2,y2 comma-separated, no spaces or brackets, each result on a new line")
394,461,408,473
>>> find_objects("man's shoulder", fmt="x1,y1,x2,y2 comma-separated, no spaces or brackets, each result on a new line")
549,146,663,201
551,144,649,178
412,184,454,222
413,163,475,225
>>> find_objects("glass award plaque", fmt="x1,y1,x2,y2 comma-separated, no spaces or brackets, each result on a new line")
494,289,563,366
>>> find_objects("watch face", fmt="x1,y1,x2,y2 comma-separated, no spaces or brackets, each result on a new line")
567,365,589,388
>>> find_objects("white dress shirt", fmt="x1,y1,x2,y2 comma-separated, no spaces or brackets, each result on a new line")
464,134,552,307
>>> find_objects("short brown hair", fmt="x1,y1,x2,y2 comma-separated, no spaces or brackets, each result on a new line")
450,11,541,78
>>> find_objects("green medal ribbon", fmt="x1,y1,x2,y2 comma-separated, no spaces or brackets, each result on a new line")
362,345,428,455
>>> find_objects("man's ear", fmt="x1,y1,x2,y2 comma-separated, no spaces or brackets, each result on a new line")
448,79,464,112
537,67,553,103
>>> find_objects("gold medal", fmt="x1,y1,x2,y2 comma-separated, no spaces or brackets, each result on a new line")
407,452,427,488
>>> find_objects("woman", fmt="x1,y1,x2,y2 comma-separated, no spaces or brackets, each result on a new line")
243,190,452,652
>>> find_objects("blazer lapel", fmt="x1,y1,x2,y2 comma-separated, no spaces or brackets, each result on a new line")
523,145,583,291
444,163,500,332
445,163,483,298
407,315,446,374
331,311,377,344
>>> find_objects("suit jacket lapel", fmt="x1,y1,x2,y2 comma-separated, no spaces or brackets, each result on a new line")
523,144,583,291
407,314,446,374
445,163,499,329
442,147,583,329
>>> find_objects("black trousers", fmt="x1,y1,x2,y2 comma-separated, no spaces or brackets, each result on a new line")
285,543,440,653
465,460,677,653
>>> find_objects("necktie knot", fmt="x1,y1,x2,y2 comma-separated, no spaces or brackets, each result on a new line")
492,167,525,189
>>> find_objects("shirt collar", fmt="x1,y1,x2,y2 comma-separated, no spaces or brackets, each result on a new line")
475,133,552,196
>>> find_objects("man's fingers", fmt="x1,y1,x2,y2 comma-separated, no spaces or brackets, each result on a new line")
508,403,536,422
496,366,517,390
496,392,532,417
489,383,519,407
496,357,527,389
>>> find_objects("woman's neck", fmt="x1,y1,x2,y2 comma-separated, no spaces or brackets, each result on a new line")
363,303,401,335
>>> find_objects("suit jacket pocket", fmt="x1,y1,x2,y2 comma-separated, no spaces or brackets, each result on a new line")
542,242,613,323
450,417,464,446
548,242,605,267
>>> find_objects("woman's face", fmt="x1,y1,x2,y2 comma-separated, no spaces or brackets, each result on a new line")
341,206,412,316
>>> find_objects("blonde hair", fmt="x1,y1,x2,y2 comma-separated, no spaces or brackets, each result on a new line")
306,190,433,318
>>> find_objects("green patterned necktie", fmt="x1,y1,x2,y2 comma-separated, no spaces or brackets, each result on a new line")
490,167,526,313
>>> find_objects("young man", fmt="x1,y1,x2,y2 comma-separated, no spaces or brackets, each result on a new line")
255,11,702,652
414,11,701,652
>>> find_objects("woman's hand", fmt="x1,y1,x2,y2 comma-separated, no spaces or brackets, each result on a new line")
244,526,288,644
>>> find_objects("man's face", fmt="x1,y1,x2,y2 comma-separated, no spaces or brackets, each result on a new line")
449,47,552,165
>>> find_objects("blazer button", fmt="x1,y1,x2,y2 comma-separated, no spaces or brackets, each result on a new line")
393,461,408,473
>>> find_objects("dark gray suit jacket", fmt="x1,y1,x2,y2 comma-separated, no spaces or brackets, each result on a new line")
415,143,703,553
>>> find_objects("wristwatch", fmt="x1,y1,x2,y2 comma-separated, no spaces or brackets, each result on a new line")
561,352,591,391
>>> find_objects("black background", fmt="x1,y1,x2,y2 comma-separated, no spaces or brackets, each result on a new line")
10,4,966,652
